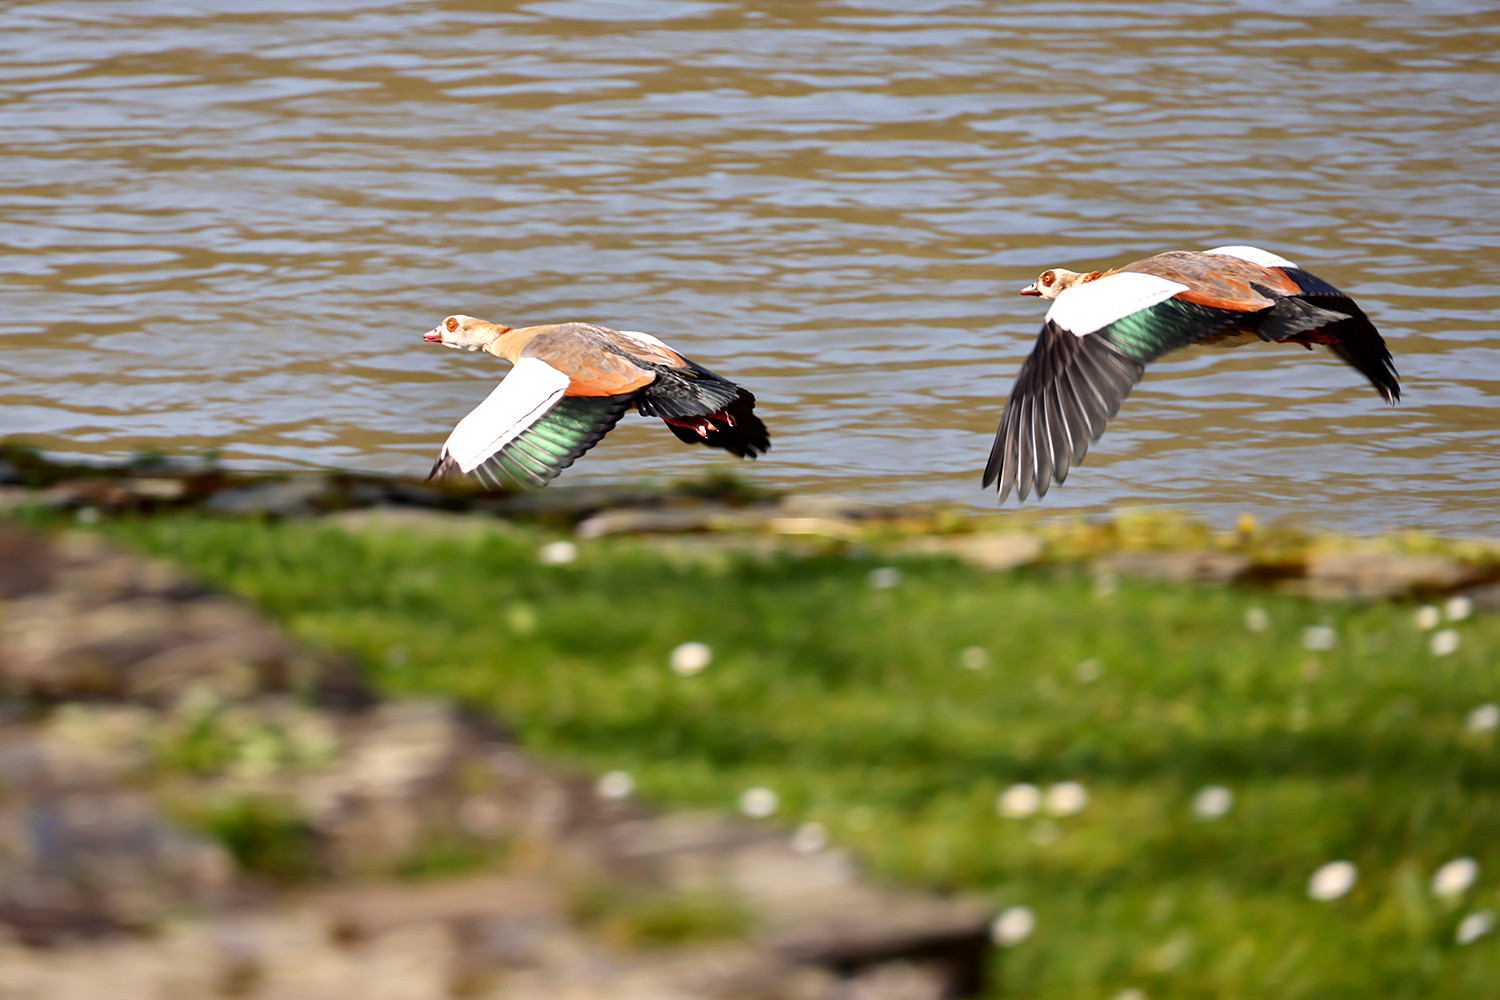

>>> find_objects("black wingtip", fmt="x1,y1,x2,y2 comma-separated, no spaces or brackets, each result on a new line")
1278,271,1401,405
985,323,1146,506
981,449,1000,491
1318,316,1401,406
661,388,770,459
426,453,514,493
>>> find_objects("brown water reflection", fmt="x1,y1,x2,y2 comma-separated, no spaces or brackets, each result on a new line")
2,1,1498,533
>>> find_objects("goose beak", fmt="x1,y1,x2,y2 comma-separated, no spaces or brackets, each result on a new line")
1019,283,1042,296
423,325,445,343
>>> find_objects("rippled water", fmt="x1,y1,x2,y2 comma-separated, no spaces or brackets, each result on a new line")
3,0,1498,533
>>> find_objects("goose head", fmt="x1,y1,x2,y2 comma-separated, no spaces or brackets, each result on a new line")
423,315,513,352
1020,268,1102,300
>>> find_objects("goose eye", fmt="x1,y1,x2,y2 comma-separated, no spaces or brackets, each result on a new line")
1041,271,1055,287
445,317,458,333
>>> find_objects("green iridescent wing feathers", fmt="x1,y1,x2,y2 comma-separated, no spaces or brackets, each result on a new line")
470,394,633,489
432,394,634,490
983,322,1147,504
1096,298,1241,363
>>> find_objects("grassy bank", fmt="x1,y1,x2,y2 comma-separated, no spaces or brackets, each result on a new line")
89,512,1500,998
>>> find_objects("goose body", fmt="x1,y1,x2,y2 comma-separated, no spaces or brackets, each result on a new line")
984,246,1400,503
423,315,769,489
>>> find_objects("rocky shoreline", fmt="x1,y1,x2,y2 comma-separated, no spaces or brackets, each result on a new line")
5,441,1499,604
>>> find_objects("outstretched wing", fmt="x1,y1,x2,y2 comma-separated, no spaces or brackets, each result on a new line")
429,356,634,489
983,321,1146,504
984,272,1241,503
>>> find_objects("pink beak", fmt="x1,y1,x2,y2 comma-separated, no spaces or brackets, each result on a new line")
423,326,444,342
1020,284,1042,296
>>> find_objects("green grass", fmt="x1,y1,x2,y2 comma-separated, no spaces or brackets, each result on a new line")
185,795,322,885
94,514,1500,998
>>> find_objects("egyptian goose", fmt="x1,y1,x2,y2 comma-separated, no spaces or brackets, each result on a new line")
984,246,1400,503
423,315,769,488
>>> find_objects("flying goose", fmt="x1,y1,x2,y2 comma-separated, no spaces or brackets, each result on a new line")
984,245,1399,503
423,315,769,488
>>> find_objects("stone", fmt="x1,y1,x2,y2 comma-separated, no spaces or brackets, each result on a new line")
770,517,864,542
0,523,54,597
1094,550,1252,586
0,790,235,944
1300,550,1487,600
0,708,155,792
0,485,37,513
0,523,369,708
323,507,510,538
577,507,726,538
204,476,335,517
315,874,560,945
901,532,1043,571
490,484,687,519
591,813,992,997
1460,582,1500,610
767,893,994,997
775,496,887,522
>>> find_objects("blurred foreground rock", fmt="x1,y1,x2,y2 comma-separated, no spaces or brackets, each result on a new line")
0,527,368,707
0,519,993,999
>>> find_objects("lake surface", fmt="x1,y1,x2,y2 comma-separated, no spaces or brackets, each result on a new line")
3,0,1498,534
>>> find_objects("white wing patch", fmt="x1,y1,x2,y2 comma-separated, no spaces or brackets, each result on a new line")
1203,245,1299,268
614,328,687,365
1046,272,1190,337
616,329,668,348
440,356,571,474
